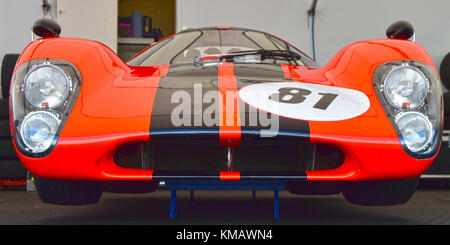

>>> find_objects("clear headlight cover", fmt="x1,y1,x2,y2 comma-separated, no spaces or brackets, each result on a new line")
395,112,433,152
20,111,60,153
24,64,71,109
373,61,443,159
11,59,82,157
383,66,428,109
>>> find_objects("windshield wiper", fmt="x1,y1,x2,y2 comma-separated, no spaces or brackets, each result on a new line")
223,49,301,61
194,49,301,66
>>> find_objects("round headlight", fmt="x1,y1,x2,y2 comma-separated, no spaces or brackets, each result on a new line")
383,66,428,109
24,64,70,109
20,111,60,153
395,111,433,153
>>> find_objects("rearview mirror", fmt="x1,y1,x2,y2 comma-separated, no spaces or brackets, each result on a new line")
32,18,61,38
386,21,415,40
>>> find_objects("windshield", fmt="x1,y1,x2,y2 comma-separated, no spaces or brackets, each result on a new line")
128,29,317,67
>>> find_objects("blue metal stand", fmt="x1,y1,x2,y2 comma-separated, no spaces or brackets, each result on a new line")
170,190,178,218
166,181,284,219
274,190,279,219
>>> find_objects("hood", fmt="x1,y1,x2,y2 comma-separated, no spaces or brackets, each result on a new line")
147,62,370,144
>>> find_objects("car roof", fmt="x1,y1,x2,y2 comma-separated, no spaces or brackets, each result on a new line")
178,26,269,35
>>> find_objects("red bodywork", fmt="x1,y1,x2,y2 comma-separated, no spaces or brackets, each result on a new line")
11,35,441,182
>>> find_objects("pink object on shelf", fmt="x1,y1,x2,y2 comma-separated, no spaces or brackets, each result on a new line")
118,22,132,37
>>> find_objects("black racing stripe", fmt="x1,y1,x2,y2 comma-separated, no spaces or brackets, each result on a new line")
149,63,310,143
233,64,310,143
150,65,220,140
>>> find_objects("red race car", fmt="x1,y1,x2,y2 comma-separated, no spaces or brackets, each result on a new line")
8,20,443,206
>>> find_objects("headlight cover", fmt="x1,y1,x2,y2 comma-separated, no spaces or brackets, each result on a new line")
24,64,71,109
373,61,442,158
395,112,433,152
20,111,60,153
383,66,428,109
10,59,81,157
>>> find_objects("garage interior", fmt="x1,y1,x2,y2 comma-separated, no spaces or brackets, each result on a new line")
1,0,450,225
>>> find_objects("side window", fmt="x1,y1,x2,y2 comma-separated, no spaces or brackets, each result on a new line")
244,31,278,50
270,35,318,67
128,37,173,66
128,31,202,66
268,36,288,50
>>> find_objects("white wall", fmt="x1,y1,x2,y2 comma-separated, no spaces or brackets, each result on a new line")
0,0,50,61
0,0,117,63
1,0,449,69
176,0,450,70
56,0,118,52
176,0,312,59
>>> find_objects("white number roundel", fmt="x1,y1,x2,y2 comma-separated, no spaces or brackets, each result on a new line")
238,82,370,121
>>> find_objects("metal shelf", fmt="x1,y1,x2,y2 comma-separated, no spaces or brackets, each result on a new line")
118,37,155,45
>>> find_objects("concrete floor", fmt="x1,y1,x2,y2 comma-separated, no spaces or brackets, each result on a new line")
1,189,450,224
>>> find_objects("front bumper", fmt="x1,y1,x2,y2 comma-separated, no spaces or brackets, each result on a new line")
15,129,435,182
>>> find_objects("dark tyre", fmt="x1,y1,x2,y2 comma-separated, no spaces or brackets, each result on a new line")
0,140,18,159
104,180,159,193
287,181,342,195
444,92,450,129
34,176,104,205
441,52,450,89
0,120,11,139
417,178,449,190
343,177,420,206
0,160,27,179
1,54,20,99
0,99,9,120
